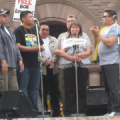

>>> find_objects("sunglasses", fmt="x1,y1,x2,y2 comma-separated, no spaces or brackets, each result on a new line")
102,16,110,18
2,15,9,18
41,29,49,31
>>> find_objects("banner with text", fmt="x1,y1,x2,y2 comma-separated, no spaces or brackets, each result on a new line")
63,38,87,49
13,0,36,21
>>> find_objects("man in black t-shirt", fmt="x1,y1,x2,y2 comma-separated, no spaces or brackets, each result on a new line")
14,11,44,114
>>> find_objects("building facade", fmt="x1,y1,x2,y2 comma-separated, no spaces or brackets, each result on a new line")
1,0,120,86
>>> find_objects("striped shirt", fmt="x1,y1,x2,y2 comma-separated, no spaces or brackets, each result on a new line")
0,24,22,68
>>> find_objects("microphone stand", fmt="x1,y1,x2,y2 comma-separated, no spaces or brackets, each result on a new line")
35,20,51,118
34,21,48,118
73,44,79,116
71,34,85,119
34,21,44,115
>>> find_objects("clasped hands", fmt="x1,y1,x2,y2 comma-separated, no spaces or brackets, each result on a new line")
71,55,81,63
59,49,81,63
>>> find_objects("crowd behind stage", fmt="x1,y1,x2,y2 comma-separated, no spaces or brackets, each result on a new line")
0,8,120,117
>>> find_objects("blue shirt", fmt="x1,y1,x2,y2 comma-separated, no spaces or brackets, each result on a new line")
0,24,22,68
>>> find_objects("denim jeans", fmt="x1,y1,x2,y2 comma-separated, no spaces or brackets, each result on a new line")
17,66,40,111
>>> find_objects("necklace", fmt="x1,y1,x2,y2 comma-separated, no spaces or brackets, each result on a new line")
23,26,33,35
23,26,35,47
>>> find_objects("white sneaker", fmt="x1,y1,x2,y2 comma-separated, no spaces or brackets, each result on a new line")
104,113,109,116
104,112,116,116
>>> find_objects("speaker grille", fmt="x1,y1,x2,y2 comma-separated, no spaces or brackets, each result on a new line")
87,87,108,106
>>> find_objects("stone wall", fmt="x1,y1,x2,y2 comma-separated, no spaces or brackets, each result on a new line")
1,0,120,27
1,0,120,86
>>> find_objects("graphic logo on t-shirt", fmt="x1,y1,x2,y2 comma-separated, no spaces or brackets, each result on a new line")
25,34,37,47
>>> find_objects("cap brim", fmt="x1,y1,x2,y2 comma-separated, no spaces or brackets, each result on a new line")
0,10,10,15
6,11,10,14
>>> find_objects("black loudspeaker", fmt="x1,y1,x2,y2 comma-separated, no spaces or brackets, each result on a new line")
87,86,108,106
0,91,35,118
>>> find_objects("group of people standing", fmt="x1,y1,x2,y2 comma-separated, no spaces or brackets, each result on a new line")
0,8,120,118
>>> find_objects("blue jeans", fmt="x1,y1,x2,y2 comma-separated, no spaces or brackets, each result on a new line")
17,66,40,111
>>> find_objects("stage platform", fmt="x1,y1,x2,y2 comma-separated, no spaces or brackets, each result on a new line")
13,116,120,120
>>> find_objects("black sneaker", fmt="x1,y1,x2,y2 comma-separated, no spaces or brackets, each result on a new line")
52,112,62,117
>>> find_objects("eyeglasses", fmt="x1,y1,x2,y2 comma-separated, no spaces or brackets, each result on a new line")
102,16,110,18
41,28,49,31
67,20,76,23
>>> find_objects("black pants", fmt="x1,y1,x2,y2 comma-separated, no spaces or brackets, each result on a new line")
40,67,60,115
101,64,120,112
63,67,88,116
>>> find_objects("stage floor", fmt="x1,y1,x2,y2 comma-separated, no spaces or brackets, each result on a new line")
13,116,120,120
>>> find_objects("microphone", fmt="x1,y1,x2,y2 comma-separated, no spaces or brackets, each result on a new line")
34,18,40,27
34,18,38,21
73,32,78,50
74,32,77,38
113,15,117,20
73,31,78,38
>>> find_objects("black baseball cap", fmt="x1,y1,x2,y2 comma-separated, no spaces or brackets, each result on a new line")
0,9,10,15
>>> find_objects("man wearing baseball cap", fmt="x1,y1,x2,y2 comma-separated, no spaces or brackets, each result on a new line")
0,9,24,91
0,9,10,15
